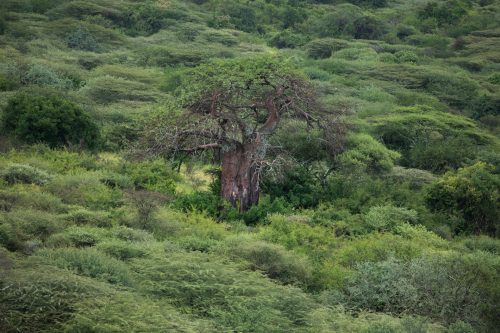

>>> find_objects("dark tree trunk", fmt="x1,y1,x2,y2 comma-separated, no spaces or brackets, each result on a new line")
220,142,260,212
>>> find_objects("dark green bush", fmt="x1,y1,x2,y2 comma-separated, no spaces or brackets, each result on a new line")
305,38,347,59
353,16,386,40
2,91,100,150
65,26,100,51
269,30,307,49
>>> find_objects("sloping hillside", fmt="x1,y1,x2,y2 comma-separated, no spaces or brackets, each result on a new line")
0,0,499,332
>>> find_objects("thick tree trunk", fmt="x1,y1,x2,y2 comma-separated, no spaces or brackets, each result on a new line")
220,142,260,212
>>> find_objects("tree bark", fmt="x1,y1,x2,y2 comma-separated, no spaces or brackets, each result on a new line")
220,142,260,212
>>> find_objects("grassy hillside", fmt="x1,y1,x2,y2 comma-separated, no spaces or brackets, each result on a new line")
0,0,499,332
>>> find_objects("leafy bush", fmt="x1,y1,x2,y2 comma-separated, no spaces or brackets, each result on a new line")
47,174,122,210
130,252,316,331
268,30,307,49
97,240,146,260
65,26,100,51
353,16,386,40
363,205,418,232
23,63,74,89
175,235,220,253
2,91,100,149
113,226,153,242
1,163,51,185
61,292,217,332
224,236,313,288
305,38,347,59
312,4,362,38
333,253,498,328
426,162,499,236
66,209,112,228
37,247,131,285
80,75,157,104
337,133,400,174
0,267,108,333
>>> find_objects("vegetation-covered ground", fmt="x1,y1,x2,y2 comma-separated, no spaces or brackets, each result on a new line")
0,0,499,332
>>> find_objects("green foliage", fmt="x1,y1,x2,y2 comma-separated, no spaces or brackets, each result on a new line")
337,133,400,174
80,75,157,104
305,38,347,59
269,29,307,49
224,236,313,288
61,292,217,332
37,247,131,285
353,16,386,40
370,106,490,172
2,91,100,149
426,162,500,236
0,0,499,331
65,26,100,51
1,163,51,185
0,267,108,333
97,240,146,260
332,252,498,328
363,205,418,232
47,173,122,210
418,0,471,28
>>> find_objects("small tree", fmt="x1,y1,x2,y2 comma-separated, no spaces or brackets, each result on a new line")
139,56,342,212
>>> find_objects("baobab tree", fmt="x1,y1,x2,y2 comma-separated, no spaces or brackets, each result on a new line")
139,56,343,212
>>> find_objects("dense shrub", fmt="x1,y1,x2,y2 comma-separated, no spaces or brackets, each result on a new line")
80,75,157,104
353,16,386,40
61,292,217,332
418,0,470,28
0,268,108,333
23,63,74,89
312,4,362,38
363,205,418,232
305,38,347,59
269,30,307,49
426,162,499,236
47,174,122,210
225,236,313,287
65,26,100,51
97,240,146,260
2,91,100,149
1,163,51,185
332,253,498,329
37,247,131,285
337,133,400,174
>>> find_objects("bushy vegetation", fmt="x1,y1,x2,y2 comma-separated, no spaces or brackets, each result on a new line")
0,0,499,331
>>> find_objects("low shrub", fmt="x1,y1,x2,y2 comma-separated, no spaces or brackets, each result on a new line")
65,26,100,51
175,235,220,253
0,267,109,332
363,205,418,232
224,236,313,288
0,163,51,185
113,226,153,242
97,240,147,260
66,209,112,228
61,292,217,332
47,173,122,210
305,38,347,59
36,247,131,285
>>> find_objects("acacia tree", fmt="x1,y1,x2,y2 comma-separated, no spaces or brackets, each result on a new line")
141,56,342,212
